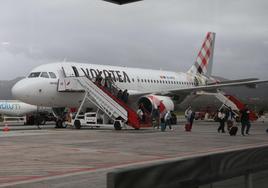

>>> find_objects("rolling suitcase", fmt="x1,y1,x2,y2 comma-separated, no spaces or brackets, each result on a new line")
185,123,191,132
229,126,238,136
160,122,166,131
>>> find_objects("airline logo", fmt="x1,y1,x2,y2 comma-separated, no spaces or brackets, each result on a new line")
195,32,214,74
78,67,131,83
0,102,21,110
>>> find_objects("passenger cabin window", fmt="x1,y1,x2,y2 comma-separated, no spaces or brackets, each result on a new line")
40,72,49,78
49,72,57,79
28,72,41,78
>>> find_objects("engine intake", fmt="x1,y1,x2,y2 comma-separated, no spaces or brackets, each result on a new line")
138,95,174,113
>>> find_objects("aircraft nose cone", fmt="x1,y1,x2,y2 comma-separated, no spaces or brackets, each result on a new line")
12,79,29,101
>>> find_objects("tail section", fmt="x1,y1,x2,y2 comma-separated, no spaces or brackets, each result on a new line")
188,32,216,77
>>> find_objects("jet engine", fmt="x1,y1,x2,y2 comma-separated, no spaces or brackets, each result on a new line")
138,95,174,113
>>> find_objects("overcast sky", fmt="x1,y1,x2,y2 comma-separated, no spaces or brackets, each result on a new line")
0,0,267,80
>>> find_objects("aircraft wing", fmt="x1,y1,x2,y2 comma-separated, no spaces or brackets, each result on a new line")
207,78,259,85
103,0,142,4
164,79,268,96
128,79,268,97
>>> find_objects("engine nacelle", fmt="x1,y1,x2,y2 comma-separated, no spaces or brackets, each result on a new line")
138,95,174,113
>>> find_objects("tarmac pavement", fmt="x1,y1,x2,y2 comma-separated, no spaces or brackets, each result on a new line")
0,120,267,188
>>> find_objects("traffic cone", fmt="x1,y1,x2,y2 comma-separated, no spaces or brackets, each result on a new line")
3,123,10,132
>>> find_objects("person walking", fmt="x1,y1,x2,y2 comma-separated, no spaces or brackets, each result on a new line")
217,108,226,133
240,104,251,136
226,107,235,129
226,107,238,136
160,110,166,131
164,110,173,130
188,111,195,131
152,106,160,129
184,106,193,131
185,106,192,119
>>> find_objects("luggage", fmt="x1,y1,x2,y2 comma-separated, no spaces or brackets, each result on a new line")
160,122,166,131
185,123,191,132
229,126,238,136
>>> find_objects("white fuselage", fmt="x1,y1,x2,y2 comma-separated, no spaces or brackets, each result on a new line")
12,62,205,108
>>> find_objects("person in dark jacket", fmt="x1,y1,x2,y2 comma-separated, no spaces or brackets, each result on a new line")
240,104,251,136
152,106,160,129
217,108,226,133
122,89,129,103
117,90,123,100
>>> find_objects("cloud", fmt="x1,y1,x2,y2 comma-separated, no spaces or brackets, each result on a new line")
0,0,267,80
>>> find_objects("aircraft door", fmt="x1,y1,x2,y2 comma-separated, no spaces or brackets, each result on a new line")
62,65,76,77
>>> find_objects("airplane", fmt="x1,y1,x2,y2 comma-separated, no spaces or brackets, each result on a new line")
11,32,268,128
0,100,39,116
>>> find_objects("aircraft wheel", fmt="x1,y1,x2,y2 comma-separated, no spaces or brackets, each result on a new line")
114,121,122,130
74,120,81,129
55,120,63,128
62,122,67,128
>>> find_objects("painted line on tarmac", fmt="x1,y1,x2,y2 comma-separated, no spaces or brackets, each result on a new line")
0,142,268,187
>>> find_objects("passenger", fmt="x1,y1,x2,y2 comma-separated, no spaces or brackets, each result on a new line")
240,104,251,136
122,89,129,103
217,108,226,133
228,121,238,136
95,71,103,85
185,106,192,119
258,110,265,123
117,90,123,100
188,111,195,131
152,106,160,129
137,108,144,122
105,73,114,92
184,106,193,131
226,107,235,130
160,111,166,131
139,103,146,123
164,110,173,130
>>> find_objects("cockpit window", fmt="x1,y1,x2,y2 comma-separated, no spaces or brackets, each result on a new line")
49,72,57,79
40,72,49,78
28,72,41,78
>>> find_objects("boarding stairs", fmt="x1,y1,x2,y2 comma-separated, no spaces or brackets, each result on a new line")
224,94,257,121
196,91,257,120
58,76,151,129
